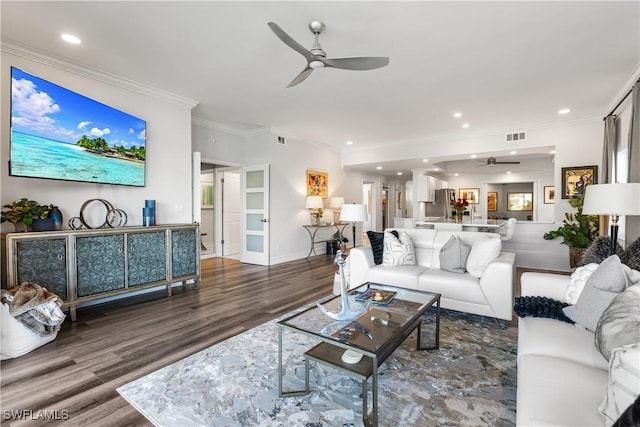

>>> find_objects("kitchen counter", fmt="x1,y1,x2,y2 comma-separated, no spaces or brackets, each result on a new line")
415,219,506,230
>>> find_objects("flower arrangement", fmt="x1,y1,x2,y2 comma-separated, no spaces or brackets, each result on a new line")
451,198,469,222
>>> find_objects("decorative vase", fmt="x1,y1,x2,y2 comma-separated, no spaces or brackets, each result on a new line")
310,214,320,226
456,211,464,223
569,247,587,269
14,222,29,233
47,206,63,231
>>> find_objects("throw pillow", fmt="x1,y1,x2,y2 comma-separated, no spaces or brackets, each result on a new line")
465,237,502,278
595,284,640,361
514,296,574,323
573,255,640,331
620,237,640,271
564,263,599,304
439,235,471,274
367,231,385,265
382,230,416,266
581,236,623,266
599,343,640,426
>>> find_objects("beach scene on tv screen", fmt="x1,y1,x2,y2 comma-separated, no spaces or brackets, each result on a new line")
10,67,146,187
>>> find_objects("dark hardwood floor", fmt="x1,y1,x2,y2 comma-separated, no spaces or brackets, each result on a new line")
0,253,548,426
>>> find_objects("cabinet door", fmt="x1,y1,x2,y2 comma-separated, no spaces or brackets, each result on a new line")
15,238,68,300
171,228,197,278
76,235,125,297
128,231,167,286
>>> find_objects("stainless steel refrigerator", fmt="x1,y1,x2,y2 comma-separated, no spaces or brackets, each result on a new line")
424,188,456,218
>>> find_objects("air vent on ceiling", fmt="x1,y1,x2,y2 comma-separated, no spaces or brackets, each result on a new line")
506,131,526,142
276,136,287,145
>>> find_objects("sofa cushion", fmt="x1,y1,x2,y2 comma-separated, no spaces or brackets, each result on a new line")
439,235,471,274
599,343,640,426
565,263,599,304
517,316,609,370
574,255,640,331
382,230,416,266
367,265,425,290
417,269,486,304
595,284,640,361
466,237,501,278
516,354,608,427
582,236,623,266
366,231,385,265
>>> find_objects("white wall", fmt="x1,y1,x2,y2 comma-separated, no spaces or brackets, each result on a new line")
1,49,195,232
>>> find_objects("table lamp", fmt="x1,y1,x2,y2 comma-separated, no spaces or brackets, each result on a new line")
582,183,640,254
305,196,324,225
340,203,368,248
329,197,345,224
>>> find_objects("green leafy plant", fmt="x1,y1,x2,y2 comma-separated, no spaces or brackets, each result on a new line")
1,198,51,227
543,196,599,248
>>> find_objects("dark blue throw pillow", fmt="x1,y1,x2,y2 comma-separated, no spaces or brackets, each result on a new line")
367,230,398,265
514,296,574,324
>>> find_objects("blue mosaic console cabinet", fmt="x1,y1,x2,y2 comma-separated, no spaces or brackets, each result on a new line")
2,224,200,321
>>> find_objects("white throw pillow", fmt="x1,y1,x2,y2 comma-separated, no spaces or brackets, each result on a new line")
382,230,416,266
565,263,599,304
466,238,502,278
439,235,471,274
599,343,640,426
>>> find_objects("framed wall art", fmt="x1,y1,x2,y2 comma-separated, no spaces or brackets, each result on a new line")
561,165,597,199
487,192,497,211
544,186,555,204
459,188,480,204
507,192,533,211
306,170,328,198
201,182,214,209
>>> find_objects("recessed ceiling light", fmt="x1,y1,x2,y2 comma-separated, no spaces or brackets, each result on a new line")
422,158,429,163
433,168,439,171
396,172,403,176
462,123,470,129
507,171,512,175
558,108,571,115
346,140,353,145
61,33,81,44
453,112,462,118
510,151,517,155
454,173,459,177
470,154,477,159
550,150,556,154
376,166,382,170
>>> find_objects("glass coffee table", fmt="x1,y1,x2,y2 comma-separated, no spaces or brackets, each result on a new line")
277,283,441,426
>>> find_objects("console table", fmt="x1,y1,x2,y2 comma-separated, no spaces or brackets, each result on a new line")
302,224,348,257
1,224,200,321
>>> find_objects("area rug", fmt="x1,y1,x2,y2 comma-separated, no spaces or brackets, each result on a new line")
117,304,517,427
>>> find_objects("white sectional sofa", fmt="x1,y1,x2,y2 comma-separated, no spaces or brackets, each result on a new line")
338,228,516,321
517,270,640,426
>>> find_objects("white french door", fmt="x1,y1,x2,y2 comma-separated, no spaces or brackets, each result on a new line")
240,164,270,265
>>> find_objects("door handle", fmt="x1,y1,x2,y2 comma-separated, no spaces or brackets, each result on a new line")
260,218,269,223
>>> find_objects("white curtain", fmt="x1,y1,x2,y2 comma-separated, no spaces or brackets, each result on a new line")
626,82,640,244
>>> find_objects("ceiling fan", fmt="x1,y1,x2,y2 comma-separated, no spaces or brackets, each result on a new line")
267,21,389,87
477,157,521,167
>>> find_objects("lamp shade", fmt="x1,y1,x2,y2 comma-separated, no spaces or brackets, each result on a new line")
305,196,324,209
329,197,345,209
340,203,368,222
582,183,640,216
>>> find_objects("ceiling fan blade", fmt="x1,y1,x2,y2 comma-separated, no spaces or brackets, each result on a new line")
496,161,521,165
322,56,389,71
287,67,313,87
267,22,314,61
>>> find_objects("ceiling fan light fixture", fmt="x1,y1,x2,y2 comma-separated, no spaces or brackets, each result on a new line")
309,60,325,69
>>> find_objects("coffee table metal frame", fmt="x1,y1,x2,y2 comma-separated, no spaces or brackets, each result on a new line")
277,283,441,426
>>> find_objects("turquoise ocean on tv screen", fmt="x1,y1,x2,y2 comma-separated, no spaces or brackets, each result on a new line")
11,131,145,186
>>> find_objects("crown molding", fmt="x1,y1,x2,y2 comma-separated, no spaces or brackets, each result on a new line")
604,62,640,116
192,116,270,137
2,41,198,109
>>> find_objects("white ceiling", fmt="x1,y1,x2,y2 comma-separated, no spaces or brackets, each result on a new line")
2,1,639,175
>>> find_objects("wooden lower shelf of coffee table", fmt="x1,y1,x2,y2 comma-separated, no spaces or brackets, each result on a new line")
304,342,373,380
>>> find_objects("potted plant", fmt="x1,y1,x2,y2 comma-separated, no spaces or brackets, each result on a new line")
543,195,599,268
1,198,51,232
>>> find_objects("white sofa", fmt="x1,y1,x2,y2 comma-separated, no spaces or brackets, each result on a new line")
338,228,516,321
517,271,640,426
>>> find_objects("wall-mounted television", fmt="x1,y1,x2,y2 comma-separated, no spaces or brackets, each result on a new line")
10,67,146,187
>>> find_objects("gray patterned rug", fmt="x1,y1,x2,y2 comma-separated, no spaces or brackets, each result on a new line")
117,303,517,427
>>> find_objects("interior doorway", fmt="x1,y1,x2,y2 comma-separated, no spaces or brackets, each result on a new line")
199,161,241,260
